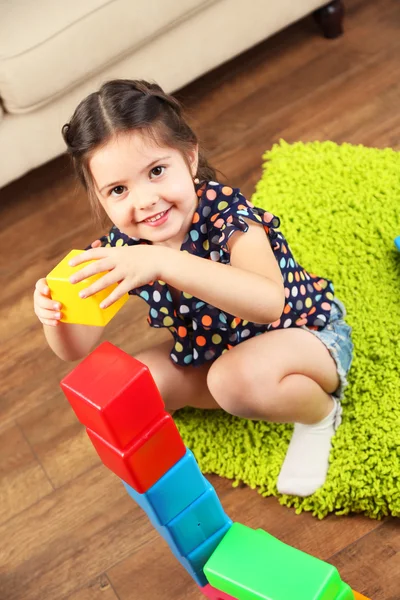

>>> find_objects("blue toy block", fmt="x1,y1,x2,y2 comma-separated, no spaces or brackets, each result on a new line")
164,520,232,586
124,479,208,586
395,236,400,251
123,447,208,525
167,539,209,587
124,480,177,545
166,482,231,555
185,520,232,572
124,478,230,556
123,469,233,588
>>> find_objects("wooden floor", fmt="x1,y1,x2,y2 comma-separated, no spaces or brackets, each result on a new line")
1,0,399,598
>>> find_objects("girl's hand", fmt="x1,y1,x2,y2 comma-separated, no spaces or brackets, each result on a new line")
68,245,164,308
33,278,62,326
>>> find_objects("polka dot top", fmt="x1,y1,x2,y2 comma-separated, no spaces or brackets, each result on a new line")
90,180,335,367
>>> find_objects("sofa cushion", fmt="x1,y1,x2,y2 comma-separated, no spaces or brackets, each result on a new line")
0,0,215,114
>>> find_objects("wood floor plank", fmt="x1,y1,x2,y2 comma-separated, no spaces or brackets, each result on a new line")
17,399,100,489
0,422,53,525
0,467,154,600
65,576,119,600
206,53,400,194
107,532,204,600
330,519,400,600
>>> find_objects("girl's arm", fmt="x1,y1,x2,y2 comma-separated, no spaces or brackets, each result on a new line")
34,276,105,362
43,322,105,362
161,220,285,324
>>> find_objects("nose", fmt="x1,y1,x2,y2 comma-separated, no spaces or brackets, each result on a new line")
130,187,158,212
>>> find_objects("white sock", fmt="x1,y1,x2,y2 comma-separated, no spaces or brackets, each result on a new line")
277,397,342,497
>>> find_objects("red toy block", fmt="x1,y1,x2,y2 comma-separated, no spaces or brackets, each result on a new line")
60,341,165,448
200,584,238,599
87,412,186,492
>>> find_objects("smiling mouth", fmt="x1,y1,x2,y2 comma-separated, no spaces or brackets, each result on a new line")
141,209,170,223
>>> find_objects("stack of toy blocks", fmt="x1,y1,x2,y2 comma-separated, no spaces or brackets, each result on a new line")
60,341,371,600
60,341,232,589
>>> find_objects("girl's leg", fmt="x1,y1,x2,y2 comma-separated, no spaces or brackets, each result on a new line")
206,328,342,496
206,327,339,422
134,340,219,412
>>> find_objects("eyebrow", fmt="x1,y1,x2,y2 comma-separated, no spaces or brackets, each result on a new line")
99,156,170,193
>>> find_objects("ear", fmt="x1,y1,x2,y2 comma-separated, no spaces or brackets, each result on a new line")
187,144,199,178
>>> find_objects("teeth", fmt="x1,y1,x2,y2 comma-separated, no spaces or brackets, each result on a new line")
145,210,167,223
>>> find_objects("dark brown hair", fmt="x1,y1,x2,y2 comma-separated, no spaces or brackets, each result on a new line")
62,79,216,218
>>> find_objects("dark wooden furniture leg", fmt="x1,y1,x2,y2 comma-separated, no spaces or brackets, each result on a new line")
313,0,345,39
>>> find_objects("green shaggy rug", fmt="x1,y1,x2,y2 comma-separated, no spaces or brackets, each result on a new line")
174,141,400,519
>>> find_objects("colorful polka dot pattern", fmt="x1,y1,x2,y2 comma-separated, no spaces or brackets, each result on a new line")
89,181,334,366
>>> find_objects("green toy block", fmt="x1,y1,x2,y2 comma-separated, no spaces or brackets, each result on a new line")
334,583,354,600
203,523,343,600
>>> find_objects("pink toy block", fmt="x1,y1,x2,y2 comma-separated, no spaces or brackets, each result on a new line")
60,341,165,448
200,583,238,599
86,412,186,493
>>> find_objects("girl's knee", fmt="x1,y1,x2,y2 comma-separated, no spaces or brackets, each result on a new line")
207,354,283,420
207,357,256,417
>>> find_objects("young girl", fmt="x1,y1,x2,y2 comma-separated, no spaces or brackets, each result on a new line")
33,79,353,497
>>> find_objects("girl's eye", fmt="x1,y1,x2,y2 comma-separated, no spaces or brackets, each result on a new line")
110,185,127,197
150,166,165,179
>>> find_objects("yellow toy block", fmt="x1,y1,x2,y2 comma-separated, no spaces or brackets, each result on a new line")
352,592,371,600
46,249,129,326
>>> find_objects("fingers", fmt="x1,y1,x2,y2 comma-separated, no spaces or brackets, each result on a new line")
68,252,89,267
35,278,51,297
69,259,113,284
36,308,62,327
78,270,119,299
34,278,62,326
68,248,105,268
99,283,129,309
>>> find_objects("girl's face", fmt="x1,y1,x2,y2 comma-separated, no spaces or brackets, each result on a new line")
89,130,199,248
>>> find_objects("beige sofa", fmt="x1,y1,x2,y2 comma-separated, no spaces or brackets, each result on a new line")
0,0,334,189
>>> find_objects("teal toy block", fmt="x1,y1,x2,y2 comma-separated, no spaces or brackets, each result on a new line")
168,520,232,587
166,540,209,587
124,479,176,544
123,477,232,587
185,521,233,573
166,483,231,555
123,479,157,518
204,523,343,600
165,521,233,587
125,479,231,556
123,448,208,525
124,479,207,586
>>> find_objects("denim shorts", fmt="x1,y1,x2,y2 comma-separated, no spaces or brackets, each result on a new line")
302,297,354,400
